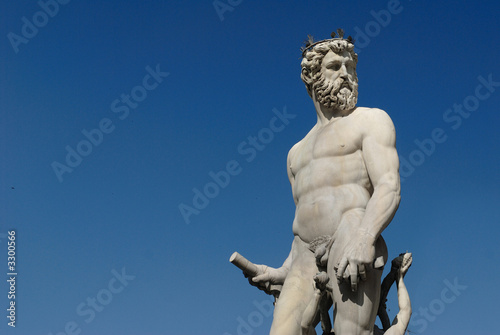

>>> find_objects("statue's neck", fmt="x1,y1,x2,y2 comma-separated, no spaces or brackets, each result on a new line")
313,98,355,126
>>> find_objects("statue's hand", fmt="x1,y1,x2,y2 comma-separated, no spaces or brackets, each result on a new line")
247,264,287,294
336,235,376,292
398,253,412,276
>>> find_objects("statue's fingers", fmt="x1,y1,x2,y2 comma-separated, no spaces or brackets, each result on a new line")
248,277,261,288
252,272,270,283
359,264,367,281
336,258,349,283
350,264,359,291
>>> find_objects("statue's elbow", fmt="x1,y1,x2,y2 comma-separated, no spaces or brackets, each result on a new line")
381,173,401,203
388,173,401,200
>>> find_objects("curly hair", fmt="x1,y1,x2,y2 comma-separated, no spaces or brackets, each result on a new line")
300,40,358,97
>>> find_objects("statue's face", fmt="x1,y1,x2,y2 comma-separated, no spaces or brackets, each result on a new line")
321,50,356,85
314,49,358,110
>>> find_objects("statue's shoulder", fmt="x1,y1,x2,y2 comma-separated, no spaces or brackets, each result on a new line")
287,139,302,161
287,124,317,159
353,107,396,145
353,107,395,131
353,107,392,121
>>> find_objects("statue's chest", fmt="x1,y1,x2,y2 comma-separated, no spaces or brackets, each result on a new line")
292,123,363,174
310,123,361,158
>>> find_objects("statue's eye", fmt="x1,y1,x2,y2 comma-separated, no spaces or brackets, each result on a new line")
331,64,341,71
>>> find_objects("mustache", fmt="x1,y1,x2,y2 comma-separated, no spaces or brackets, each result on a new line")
340,78,354,91
339,78,354,91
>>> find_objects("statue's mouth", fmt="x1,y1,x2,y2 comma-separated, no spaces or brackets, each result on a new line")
340,81,351,90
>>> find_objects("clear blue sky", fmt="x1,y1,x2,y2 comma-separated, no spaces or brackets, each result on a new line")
1,1,499,334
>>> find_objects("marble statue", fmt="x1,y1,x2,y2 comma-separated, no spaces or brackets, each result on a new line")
231,29,409,335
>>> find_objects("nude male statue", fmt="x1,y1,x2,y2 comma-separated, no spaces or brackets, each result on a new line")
235,31,401,335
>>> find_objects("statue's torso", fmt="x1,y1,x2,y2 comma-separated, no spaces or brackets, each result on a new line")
289,107,374,242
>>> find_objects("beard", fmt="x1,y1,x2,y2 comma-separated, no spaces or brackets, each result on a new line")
313,75,358,111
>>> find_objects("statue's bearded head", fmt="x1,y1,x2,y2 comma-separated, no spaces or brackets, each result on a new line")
301,40,358,110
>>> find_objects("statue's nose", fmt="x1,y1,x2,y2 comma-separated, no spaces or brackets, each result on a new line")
339,65,348,78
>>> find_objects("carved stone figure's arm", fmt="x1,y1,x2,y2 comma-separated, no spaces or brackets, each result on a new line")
336,109,400,290
385,257,412,335
359,109,401,244
378,253,412,333
394,270,412,328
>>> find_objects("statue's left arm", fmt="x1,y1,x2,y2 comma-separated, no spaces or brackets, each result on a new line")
359,109,401,243
337,109,401,290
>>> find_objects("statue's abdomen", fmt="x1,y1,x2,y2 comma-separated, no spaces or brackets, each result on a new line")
292,152,371,242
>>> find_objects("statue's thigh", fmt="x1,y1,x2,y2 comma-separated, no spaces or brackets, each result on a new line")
270,247,317,335
328,264,383,334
